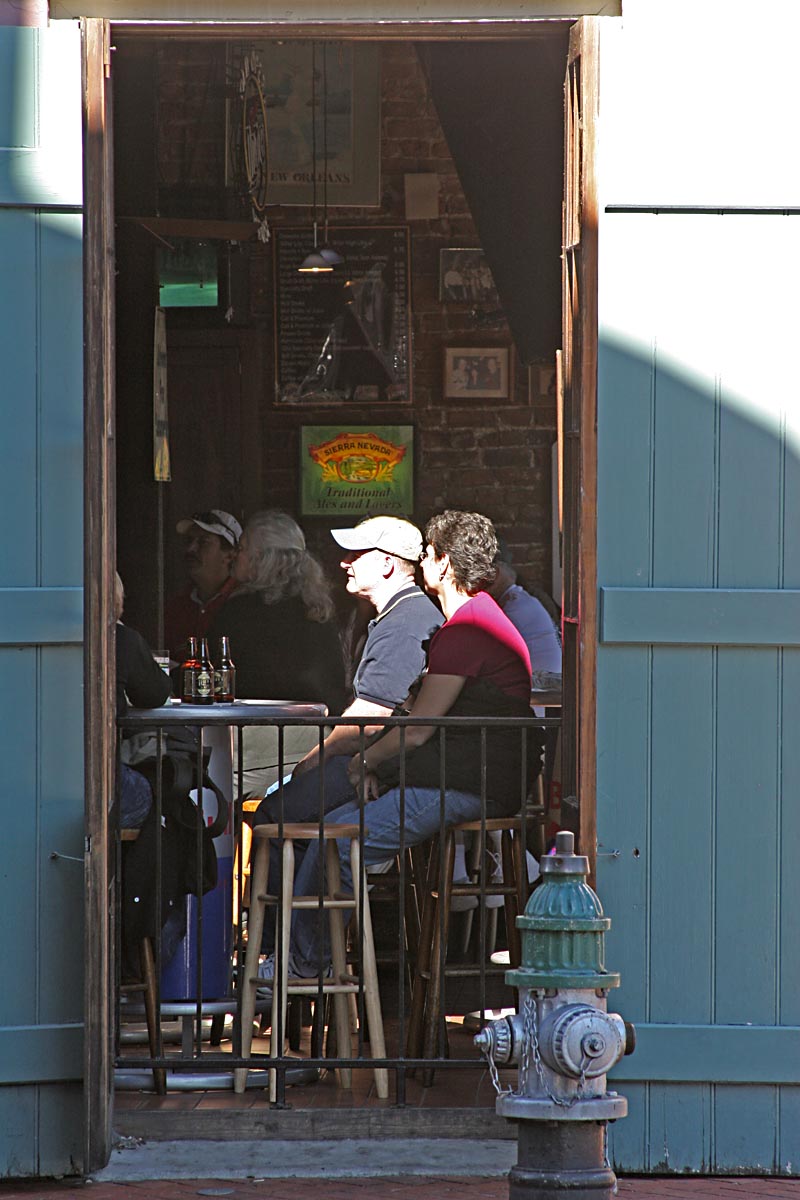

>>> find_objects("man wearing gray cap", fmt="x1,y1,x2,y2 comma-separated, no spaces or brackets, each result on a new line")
164,509,242,663
254,514,443,825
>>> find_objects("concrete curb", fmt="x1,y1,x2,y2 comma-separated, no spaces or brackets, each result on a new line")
91,1138,517,1182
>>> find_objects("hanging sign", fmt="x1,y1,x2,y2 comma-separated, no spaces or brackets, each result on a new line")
300,425,414,517
153,308,171,482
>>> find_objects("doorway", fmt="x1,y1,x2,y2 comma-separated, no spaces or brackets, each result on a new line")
83,14,599,1162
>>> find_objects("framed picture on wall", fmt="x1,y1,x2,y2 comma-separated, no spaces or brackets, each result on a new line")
299,425,415,518
226,42,381,208
443,347,511,400
439,248,501,308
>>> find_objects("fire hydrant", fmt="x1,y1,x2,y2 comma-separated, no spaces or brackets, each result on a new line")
474,830,634,1198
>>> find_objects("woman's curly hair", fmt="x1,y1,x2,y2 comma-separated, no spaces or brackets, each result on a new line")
424,510,498,595
241,510,334,623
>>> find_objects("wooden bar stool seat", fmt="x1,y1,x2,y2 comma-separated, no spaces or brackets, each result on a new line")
406,815,528,1084
235,822,388,1101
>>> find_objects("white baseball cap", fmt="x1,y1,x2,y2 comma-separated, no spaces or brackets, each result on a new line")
331,516,422,563
176,509,242,547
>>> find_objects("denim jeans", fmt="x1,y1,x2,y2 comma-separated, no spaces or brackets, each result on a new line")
252,755,355,827
288,785,485,978
119,764,153,829
253,755,358,955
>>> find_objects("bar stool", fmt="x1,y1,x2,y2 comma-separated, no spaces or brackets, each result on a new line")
235,822,389,1101
119,828,166,1095
406,815,528,1084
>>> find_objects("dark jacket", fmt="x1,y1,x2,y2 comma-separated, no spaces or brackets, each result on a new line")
116,621,171,717
207,592,346,715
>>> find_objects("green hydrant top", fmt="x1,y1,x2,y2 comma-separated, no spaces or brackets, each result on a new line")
506,830,620,992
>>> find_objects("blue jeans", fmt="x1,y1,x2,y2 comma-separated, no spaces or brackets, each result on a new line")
288,786,485,977
252,755,355,827
120,764,153,829
253,756,358,955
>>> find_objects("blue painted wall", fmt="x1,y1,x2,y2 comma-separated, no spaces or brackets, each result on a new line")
0,23,85,1176
598,207,800,1172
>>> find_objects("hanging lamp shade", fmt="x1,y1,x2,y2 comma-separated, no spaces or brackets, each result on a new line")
318,245,344,267
298,248,334,273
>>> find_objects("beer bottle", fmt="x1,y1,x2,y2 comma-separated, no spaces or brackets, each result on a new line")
180,636,201,704
195,636,215,705
214,635,236,703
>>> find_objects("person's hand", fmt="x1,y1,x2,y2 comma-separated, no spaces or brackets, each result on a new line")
347,754,380,802
291,755,313,779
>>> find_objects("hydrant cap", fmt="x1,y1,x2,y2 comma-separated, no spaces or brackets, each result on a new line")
539,830,590,879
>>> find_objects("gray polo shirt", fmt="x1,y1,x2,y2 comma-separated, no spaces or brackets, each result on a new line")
354,583,444,708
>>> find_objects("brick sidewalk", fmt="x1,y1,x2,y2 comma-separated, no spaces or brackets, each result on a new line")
3,1178,800,1199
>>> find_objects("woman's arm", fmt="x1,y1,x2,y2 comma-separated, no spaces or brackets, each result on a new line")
347,672,466,787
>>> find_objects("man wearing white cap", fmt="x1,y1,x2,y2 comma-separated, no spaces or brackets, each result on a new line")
164,509,242,663
254,514,443,825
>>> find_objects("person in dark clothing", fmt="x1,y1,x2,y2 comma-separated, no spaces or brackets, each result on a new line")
115,571,171,827
207,511,346,796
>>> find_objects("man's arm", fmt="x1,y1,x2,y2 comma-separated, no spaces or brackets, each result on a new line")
292,697,394,777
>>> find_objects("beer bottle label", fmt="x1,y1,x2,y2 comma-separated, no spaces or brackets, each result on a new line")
182,668,197,698
197,669,213,698
215,667,235,700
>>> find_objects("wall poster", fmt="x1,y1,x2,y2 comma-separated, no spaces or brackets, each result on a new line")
226,42,380,208
300,425,414,518
275,226,411,405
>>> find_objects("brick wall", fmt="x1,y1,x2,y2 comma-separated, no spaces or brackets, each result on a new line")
154,39,559,597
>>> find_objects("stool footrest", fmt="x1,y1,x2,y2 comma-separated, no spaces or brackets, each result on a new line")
453,818,522,833
438,884,518,898
254,893,357,909
419,964,508,980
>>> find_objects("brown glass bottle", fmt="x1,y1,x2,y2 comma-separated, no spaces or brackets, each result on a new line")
195,637,215,705
180,636,201,703
214,635,236,703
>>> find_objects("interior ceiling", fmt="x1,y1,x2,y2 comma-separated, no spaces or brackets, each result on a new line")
418,33,569,365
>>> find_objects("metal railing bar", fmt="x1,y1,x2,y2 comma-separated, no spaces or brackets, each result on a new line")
115,708,557,1087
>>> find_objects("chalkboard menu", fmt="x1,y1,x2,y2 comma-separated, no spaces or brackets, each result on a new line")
274,226,411,405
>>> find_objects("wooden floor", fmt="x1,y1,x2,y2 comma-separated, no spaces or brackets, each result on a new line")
115,902,521,1136
116,1010,514,1107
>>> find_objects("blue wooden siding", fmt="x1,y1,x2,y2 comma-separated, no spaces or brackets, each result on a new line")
599,212,800,1173
0,24,85,1177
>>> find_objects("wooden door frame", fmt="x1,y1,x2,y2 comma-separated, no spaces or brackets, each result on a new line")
81,12,600,1160
82,15,116,1173
560,17,599,876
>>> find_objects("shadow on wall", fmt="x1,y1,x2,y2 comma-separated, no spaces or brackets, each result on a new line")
596,325,800,1175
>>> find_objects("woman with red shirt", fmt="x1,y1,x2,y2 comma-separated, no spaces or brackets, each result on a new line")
275,510,542,983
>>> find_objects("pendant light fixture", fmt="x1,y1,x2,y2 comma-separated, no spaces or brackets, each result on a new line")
298,42,333,274
317,43,344,268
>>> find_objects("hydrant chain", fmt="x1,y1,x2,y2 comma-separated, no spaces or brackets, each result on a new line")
528,992,588,1109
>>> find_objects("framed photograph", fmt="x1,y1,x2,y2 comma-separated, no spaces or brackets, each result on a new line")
439,248,501,308
226,42,380,208
300,425,414,518
443,347,512,400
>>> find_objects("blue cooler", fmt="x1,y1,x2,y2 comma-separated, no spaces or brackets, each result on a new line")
161,726,234,1001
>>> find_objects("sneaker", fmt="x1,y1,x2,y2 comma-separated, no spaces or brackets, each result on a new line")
255,952,333,999
256,953,277,1000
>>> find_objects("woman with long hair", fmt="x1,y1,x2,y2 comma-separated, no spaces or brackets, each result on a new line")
207,510,345,795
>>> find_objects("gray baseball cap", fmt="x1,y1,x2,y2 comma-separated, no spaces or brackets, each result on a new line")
176,509,242,547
